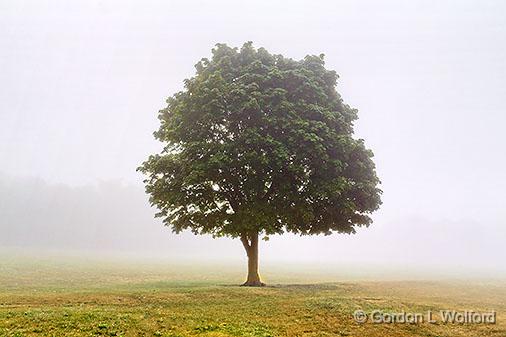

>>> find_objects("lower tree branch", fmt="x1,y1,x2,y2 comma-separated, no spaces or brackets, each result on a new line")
240,234,251,253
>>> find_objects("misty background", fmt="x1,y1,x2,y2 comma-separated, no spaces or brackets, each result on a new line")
1,0,505,275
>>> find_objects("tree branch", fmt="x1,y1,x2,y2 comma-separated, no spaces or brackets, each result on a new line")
240,234,251,252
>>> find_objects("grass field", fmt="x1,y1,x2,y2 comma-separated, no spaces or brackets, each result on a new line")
0,254,505,337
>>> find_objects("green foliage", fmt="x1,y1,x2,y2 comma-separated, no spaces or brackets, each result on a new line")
138,42,381,238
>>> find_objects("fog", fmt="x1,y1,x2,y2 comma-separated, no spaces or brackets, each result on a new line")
1,0,505,276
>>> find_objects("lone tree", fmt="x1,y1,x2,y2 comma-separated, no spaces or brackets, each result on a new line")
139,42,381,286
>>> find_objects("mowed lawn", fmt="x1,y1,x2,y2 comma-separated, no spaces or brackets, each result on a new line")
0,256,505,337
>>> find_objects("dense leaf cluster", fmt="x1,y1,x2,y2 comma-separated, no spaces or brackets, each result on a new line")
139,42,382,238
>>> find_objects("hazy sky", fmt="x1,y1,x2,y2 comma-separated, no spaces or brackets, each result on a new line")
1,0,505,274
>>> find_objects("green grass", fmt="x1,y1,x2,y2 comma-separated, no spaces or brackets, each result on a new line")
0,255,505,337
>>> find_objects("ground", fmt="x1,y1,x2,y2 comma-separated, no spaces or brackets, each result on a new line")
0,255,504,337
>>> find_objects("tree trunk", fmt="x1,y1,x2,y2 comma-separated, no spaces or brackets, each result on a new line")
240,232,265,286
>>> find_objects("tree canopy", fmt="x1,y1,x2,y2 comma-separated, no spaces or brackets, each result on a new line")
139,42,382,242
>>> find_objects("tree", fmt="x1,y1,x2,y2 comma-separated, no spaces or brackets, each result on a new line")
138,42,382,286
